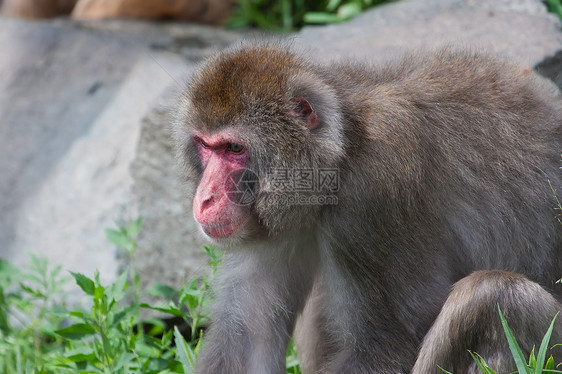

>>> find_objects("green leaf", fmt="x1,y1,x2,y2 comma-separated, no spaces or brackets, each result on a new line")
141,302,185,318
204,246,222,266
135,341,158,357
179,285,204,309
113,352,136,371
93,271,105,302
30,253,48,275
51,263,63,279
127,217,143,238
148,283,179,299
105,228,131,249
529,346,537,367
69,310,87,319
536,312,559,373
0,258,20,278
107,267,129,303
337,2,362,19
19,283,44,297
70,272,95,296
147,357,176,371
498,305,532,374
469,351,497,374
21,272,43,286
55,323,96,339
63,346,96,362
111,304,138,327
545,355,555,370
280,0,293,31
174,326,193,373
142,334,166,350
144,317,167,336
326,0,343,12
303,12,343,24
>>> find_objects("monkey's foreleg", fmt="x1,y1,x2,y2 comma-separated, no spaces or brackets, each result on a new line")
196,240,318,374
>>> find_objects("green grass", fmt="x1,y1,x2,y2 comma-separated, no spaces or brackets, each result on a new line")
228,0,562,31
0,218,207,373
228,0,395,31
0,219,302,374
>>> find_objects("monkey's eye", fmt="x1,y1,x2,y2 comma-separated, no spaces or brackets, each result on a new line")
227,142,244,153
200,138,211,148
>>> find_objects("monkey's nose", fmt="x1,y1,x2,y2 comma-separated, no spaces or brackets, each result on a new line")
200,195,215,212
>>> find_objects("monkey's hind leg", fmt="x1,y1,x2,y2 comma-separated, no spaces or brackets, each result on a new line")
412,270,562,374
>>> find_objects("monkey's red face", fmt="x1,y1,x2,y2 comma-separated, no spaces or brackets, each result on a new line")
192,132,254,240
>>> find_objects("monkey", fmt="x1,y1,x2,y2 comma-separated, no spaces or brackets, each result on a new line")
174,44,562,373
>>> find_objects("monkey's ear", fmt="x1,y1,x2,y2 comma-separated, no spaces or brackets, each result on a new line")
289,97,319,130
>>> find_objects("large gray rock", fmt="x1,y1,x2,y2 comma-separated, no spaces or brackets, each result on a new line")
0,18,239,289
1,0,561,298
0,18,153,283
299,0,562,67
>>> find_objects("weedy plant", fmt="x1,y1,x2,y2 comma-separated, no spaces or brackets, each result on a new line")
228,0,394,31
0,254,70,373
50,218,221,373
229,0,562,31
0,219,304,373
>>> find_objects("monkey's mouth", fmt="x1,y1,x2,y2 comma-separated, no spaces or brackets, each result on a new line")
201,221,240,239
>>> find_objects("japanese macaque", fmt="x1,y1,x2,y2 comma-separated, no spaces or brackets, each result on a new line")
174,44,562,374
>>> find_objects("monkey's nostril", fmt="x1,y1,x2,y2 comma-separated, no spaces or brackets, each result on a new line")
200,196,213,211
200,194,218,213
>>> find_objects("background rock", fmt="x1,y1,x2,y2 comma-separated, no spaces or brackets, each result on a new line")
297,0,562,67
72,0,234,25
1,0,76,18
0,0,561,301
0,18,241,292
1,0,233,24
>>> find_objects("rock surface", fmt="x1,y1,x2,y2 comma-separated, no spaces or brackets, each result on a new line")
298,0,562,67
0,18,240,290
1,0,233,24
0,0,560,299
1,0,76,18
72,0,233,25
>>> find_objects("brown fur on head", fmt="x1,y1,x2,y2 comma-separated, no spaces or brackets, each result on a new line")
176,44,345,236
191,46,304,129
